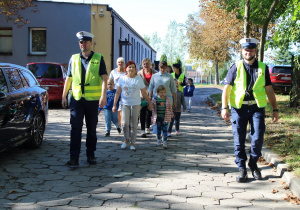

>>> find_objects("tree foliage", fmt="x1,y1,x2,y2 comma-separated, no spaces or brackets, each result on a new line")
217,0,292,61
186,0,243,84
162,20,186,66
160,54,167,62
0,0,37,27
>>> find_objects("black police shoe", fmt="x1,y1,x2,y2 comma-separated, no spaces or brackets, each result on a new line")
117,128,121,134
236,168,248,183
105,132,110,137
248,161,262,180
87,156,97,164
66,158,79,168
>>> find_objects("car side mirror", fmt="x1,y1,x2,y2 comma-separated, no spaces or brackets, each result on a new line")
0,91,7,100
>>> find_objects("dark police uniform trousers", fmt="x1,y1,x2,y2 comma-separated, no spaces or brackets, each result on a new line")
70,96,99,159
231,104,265,169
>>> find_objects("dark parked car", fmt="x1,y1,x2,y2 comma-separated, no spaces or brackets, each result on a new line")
0,63,48,152
269,65,292,93
26,62,67,102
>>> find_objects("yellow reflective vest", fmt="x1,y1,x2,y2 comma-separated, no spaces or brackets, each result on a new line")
171,72,185,92
71,53,102,101
229,60,267,108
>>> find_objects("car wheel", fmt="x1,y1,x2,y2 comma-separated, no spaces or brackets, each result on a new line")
26,112,45,148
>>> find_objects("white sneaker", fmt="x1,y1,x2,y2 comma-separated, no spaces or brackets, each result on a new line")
140,130,146,138
162,141,167,149
157,140,162,146
146,128,151,134
121,142,128,149
130,145,136,151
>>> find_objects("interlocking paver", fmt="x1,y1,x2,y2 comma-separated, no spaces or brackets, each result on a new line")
0,87,298,209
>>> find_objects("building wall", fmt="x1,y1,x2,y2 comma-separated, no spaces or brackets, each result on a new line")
0,1,91,66
91,4,113,73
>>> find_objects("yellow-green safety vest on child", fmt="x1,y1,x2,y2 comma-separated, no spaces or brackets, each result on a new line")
171,72,185,92
229,60,267,108
71,53,102,101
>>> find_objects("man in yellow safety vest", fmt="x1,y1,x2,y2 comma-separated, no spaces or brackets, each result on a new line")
62,31,108,167
221,38,279,182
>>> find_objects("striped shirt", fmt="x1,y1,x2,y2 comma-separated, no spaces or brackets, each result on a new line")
156,97,166,118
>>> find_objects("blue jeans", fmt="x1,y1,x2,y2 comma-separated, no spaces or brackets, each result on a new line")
104,109,120,133
231,105,265,169
156,117,168,142
168,112,181,133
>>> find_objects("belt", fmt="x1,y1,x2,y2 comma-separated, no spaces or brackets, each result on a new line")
242,100,256,105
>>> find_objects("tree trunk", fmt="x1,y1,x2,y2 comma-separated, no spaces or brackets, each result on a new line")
244,0,250,38
290,55,300,107
215,60,219,85
258,0,279,62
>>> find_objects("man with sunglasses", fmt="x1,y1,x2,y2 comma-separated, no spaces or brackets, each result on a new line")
221,38,279,182
62,31,108,167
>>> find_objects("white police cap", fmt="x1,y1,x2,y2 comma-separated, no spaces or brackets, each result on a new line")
239,38,259,49
76,31,94,41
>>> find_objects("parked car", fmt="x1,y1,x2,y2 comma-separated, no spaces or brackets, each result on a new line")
0,63,48,152
26,62,67,102
269,65,292,93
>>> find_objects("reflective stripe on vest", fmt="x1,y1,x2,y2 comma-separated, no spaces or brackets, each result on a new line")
172,72,185,92
229,60,267,108
71,53,102,101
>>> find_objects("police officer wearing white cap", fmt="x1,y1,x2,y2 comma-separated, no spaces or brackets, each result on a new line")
221,38,279,182
62,31,108,167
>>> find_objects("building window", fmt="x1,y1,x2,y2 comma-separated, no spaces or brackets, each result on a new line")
29,28,46,55
0,28,12,55
120,27,122,39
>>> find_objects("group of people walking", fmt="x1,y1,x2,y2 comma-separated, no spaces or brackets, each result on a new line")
62,31,279,184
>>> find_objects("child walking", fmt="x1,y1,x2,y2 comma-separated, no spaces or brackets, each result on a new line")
151,85,174,149
99,78,121,137
168,79,187,136
183,78,195,112
112,61,153,151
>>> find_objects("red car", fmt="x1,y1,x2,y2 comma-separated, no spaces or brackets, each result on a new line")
26,62,68,102
269,65,292,93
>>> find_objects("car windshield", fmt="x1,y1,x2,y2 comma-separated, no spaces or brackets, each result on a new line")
27,64,62,79
273,67,291,74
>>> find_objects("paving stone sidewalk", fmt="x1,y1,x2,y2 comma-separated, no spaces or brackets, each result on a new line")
0,87,298,209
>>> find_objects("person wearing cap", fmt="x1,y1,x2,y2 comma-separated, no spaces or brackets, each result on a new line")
62,31,108,167
221,38,279,182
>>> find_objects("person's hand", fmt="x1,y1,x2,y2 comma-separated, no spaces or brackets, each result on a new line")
112,106,117,113
148,103,153,111
272,111,279,123
221,109,230,121
183,109,186,112
178,80,182,85
99,96,107,108
173,103,177,110
62,97,68,109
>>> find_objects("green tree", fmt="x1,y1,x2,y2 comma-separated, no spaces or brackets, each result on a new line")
217,0,291,61
143,35,150,44
0,0,37,27
160,54,167,62
162,20,185,66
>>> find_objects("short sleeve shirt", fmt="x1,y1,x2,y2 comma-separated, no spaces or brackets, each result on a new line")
117,75,145,106
109,69,126,89
224,59,272,101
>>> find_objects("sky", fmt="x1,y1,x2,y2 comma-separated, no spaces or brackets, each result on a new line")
47,0,200,39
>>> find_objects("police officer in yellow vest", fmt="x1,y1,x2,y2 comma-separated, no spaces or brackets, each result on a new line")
62,31,108,167
221,38,279,182
172,63,186,92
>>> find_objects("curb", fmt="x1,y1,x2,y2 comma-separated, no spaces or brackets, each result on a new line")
262,148,300,199
208,96,300,199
